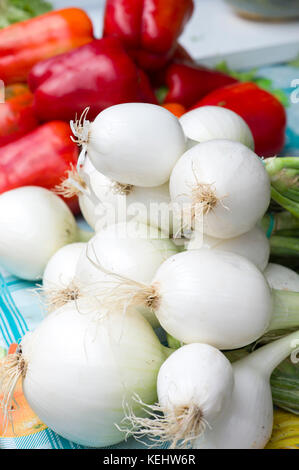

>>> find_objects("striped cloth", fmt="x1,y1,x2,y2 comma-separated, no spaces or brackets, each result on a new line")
0,63,299,449
0,267,167,449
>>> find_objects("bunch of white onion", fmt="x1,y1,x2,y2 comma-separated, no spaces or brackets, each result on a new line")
1,103,297,451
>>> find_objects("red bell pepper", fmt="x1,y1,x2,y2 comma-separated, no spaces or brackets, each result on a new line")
194,82,287,158
29,37,157,122
162,62,239,108
0,121,80,213
103,0,194,70
0,8,94,85
0,84,39,146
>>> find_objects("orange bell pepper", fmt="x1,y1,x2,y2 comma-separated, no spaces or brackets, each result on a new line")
162,102,186,118
0,8,94,85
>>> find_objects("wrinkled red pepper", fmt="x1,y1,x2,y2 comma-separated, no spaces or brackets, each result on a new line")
0,84,39,147
162,62,239,108
103,0,194,70
29,37,157,122
0,121,80,213
193,82,287,158
0,8,94,85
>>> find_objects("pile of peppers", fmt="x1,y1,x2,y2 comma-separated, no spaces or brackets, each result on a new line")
0,1,288,213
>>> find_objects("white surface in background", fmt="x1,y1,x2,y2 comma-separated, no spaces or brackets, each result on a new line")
52,0,299,67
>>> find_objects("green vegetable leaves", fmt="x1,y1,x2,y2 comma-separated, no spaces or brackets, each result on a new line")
0,0,52,29
215,61,289,107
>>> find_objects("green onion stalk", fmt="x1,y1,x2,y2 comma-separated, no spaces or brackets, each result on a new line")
265,157,299,218
0,0,52,28
259,157,299,263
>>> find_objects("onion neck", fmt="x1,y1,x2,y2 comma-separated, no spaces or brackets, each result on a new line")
260,211,299,237
76,227,94,243
240,330,299,380
162,345,176,359
270,187,299,219
270,235,299,257
270,289,299,331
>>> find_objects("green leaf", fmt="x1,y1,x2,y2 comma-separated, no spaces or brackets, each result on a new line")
0,0,52,28
155,86,169,104
288,54,299,68
215,60,290,107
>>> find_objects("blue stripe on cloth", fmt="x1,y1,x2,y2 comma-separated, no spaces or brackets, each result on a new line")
0,274,28,345
0,297,16,346
1,278,28,336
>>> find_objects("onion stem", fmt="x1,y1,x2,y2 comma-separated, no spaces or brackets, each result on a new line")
270,235,299,257
265,157,299,218
76,228,94,243
260,211,299,236
242,329,299,379
270,290,299,331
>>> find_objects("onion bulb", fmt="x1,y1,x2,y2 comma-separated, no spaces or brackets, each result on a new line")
60,157,173,234
169,139,271,239
180,106,254,150
0,187,83,281
264,263,299,292
124,343,233,448
100,247,299,349
126,331,299,449
99,249,273,349
186,226,270,271
0,299,168,447
42,243,86,309
71,103,186,187
75,222,178,327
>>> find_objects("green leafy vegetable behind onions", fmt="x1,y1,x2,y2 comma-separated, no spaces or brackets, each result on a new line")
0,0,52,28
215,61,289,107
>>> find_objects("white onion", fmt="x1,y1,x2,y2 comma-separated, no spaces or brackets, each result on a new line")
78,157,172,234
0,187,80,281
169,139,271,239
158,343,234,428
74,103,186,187
12,299,167,447
128,332,299,449
195,331,299,449
264,263,299,292
76,222,178,327
150,249,272,349
187,226,270,271
43,242,86,291
180,106,254,150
